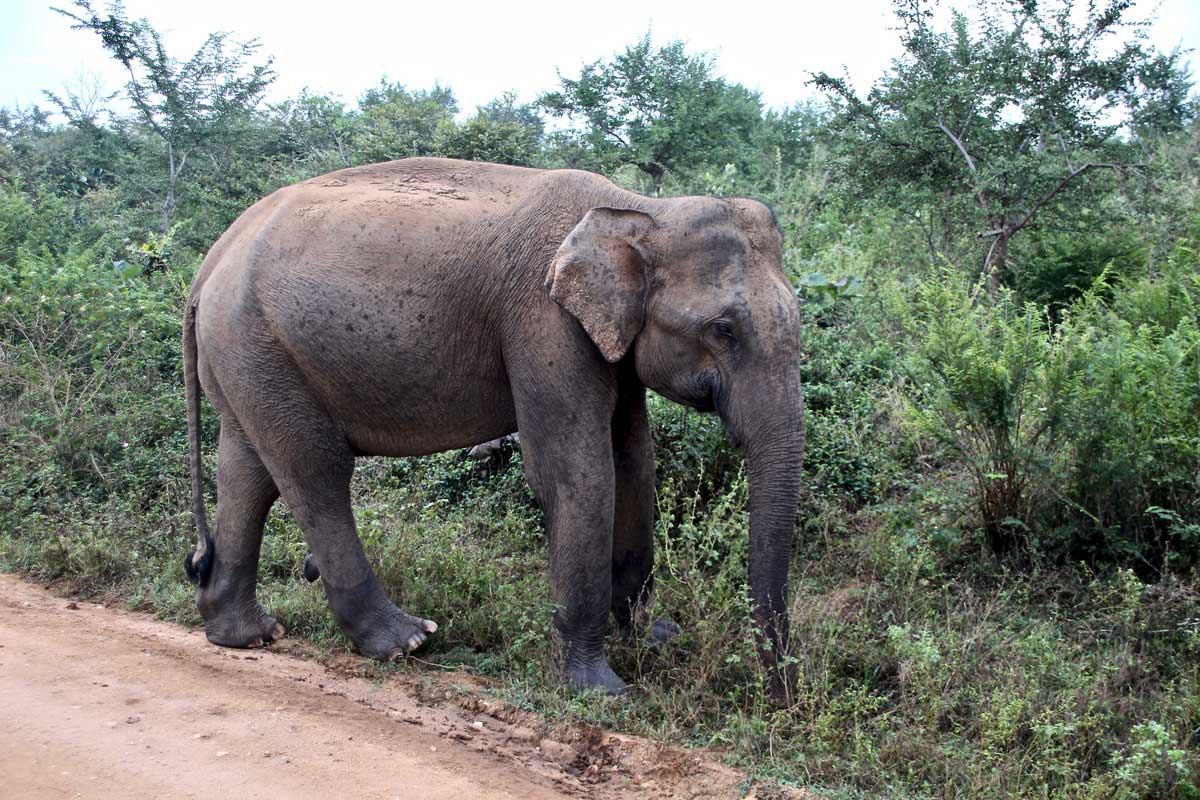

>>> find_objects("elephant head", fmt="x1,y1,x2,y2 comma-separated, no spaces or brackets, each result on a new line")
547,197,804,701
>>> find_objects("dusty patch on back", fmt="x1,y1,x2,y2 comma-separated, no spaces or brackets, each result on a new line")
292,204,327,219
367,173,471,205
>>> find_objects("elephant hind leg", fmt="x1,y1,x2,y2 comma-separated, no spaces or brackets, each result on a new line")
294,455,437,656
281,451,437,659
203,339,435,660
233,396,436,659
196,418,284,648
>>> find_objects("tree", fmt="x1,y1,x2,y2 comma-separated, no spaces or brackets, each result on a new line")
812,0,1187,294
540,35,764,195
353,80,457,164
476,90,544,138
438,92,543,166
748,100,832,198
42,71,117,133
438,115,540,166
0,106,56,188
270,91,358,172
55,0,275,233
1126,48,1198,140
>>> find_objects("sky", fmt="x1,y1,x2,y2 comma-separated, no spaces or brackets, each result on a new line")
2,0,1198,117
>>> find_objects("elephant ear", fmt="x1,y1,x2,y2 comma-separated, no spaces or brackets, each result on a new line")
546,207,655,363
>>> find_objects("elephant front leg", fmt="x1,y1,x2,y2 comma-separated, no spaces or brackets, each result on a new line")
611,386,680,647
518,417,626,694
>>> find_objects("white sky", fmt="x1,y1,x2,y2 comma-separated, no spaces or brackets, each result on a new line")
2,0,1198,116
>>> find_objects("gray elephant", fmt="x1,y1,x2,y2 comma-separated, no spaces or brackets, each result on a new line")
466,432,520,473
466,432,520,461
183,157,804,696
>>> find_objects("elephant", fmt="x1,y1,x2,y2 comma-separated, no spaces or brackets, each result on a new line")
465,432,521,476
182,157,805,697
466,432,520,461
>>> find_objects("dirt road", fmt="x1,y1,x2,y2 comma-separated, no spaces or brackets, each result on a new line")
0,574,785,799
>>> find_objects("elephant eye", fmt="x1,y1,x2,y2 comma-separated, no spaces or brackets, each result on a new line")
712,319,736,341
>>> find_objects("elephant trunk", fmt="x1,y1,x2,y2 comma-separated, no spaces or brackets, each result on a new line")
726,368,805,703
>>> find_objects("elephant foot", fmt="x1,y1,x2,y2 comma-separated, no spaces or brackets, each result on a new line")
325,578,438,660
303,551,320,582
646,617,682,646
619,615,682,650
201,599,285,649
353,611,439,660
561,638,628,695
565,657,629,695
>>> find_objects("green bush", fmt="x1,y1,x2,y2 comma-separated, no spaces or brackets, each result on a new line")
903,264,1200,569
1013,230,1148,317
0,185,81,265
0,245,192,526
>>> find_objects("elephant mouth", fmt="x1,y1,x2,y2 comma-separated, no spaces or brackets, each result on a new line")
689,393,742,448
659,373,718,414
714,398,744,450
724,428,743,449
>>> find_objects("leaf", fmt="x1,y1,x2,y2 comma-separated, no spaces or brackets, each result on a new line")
112,261,140,280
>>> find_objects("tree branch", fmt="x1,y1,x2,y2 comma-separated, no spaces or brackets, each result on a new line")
934,113,995,210
935,116,979,176
1009,163,1134,234
594,121,631,150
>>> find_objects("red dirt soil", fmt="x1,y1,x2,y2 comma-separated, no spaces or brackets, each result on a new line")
0,573,808,799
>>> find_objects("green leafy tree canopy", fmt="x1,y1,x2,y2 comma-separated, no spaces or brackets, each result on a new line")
812,0,1191,293
540,34,764,195
54,0,275,233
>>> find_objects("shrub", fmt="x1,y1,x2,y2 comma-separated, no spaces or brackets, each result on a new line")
1060,257,1200,568
1013,230,1148,317
0,245,191,528
903,263,1200,569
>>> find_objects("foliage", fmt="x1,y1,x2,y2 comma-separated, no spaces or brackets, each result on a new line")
1127,48,1200,139
438,113,540,166
55,0,275,235
811,0,1192,293
0,245,190,529
1012,228,1147,316
269,91,358,174
353,80,458,162
902,263,1200,568
445,90,545,166
540,34,765,194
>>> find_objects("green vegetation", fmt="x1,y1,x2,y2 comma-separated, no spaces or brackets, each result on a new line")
2,1,1198,797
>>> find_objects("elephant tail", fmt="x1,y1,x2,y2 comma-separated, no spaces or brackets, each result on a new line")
183,301,214,587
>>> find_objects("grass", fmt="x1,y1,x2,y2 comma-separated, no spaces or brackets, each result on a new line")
3,428,1198,798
